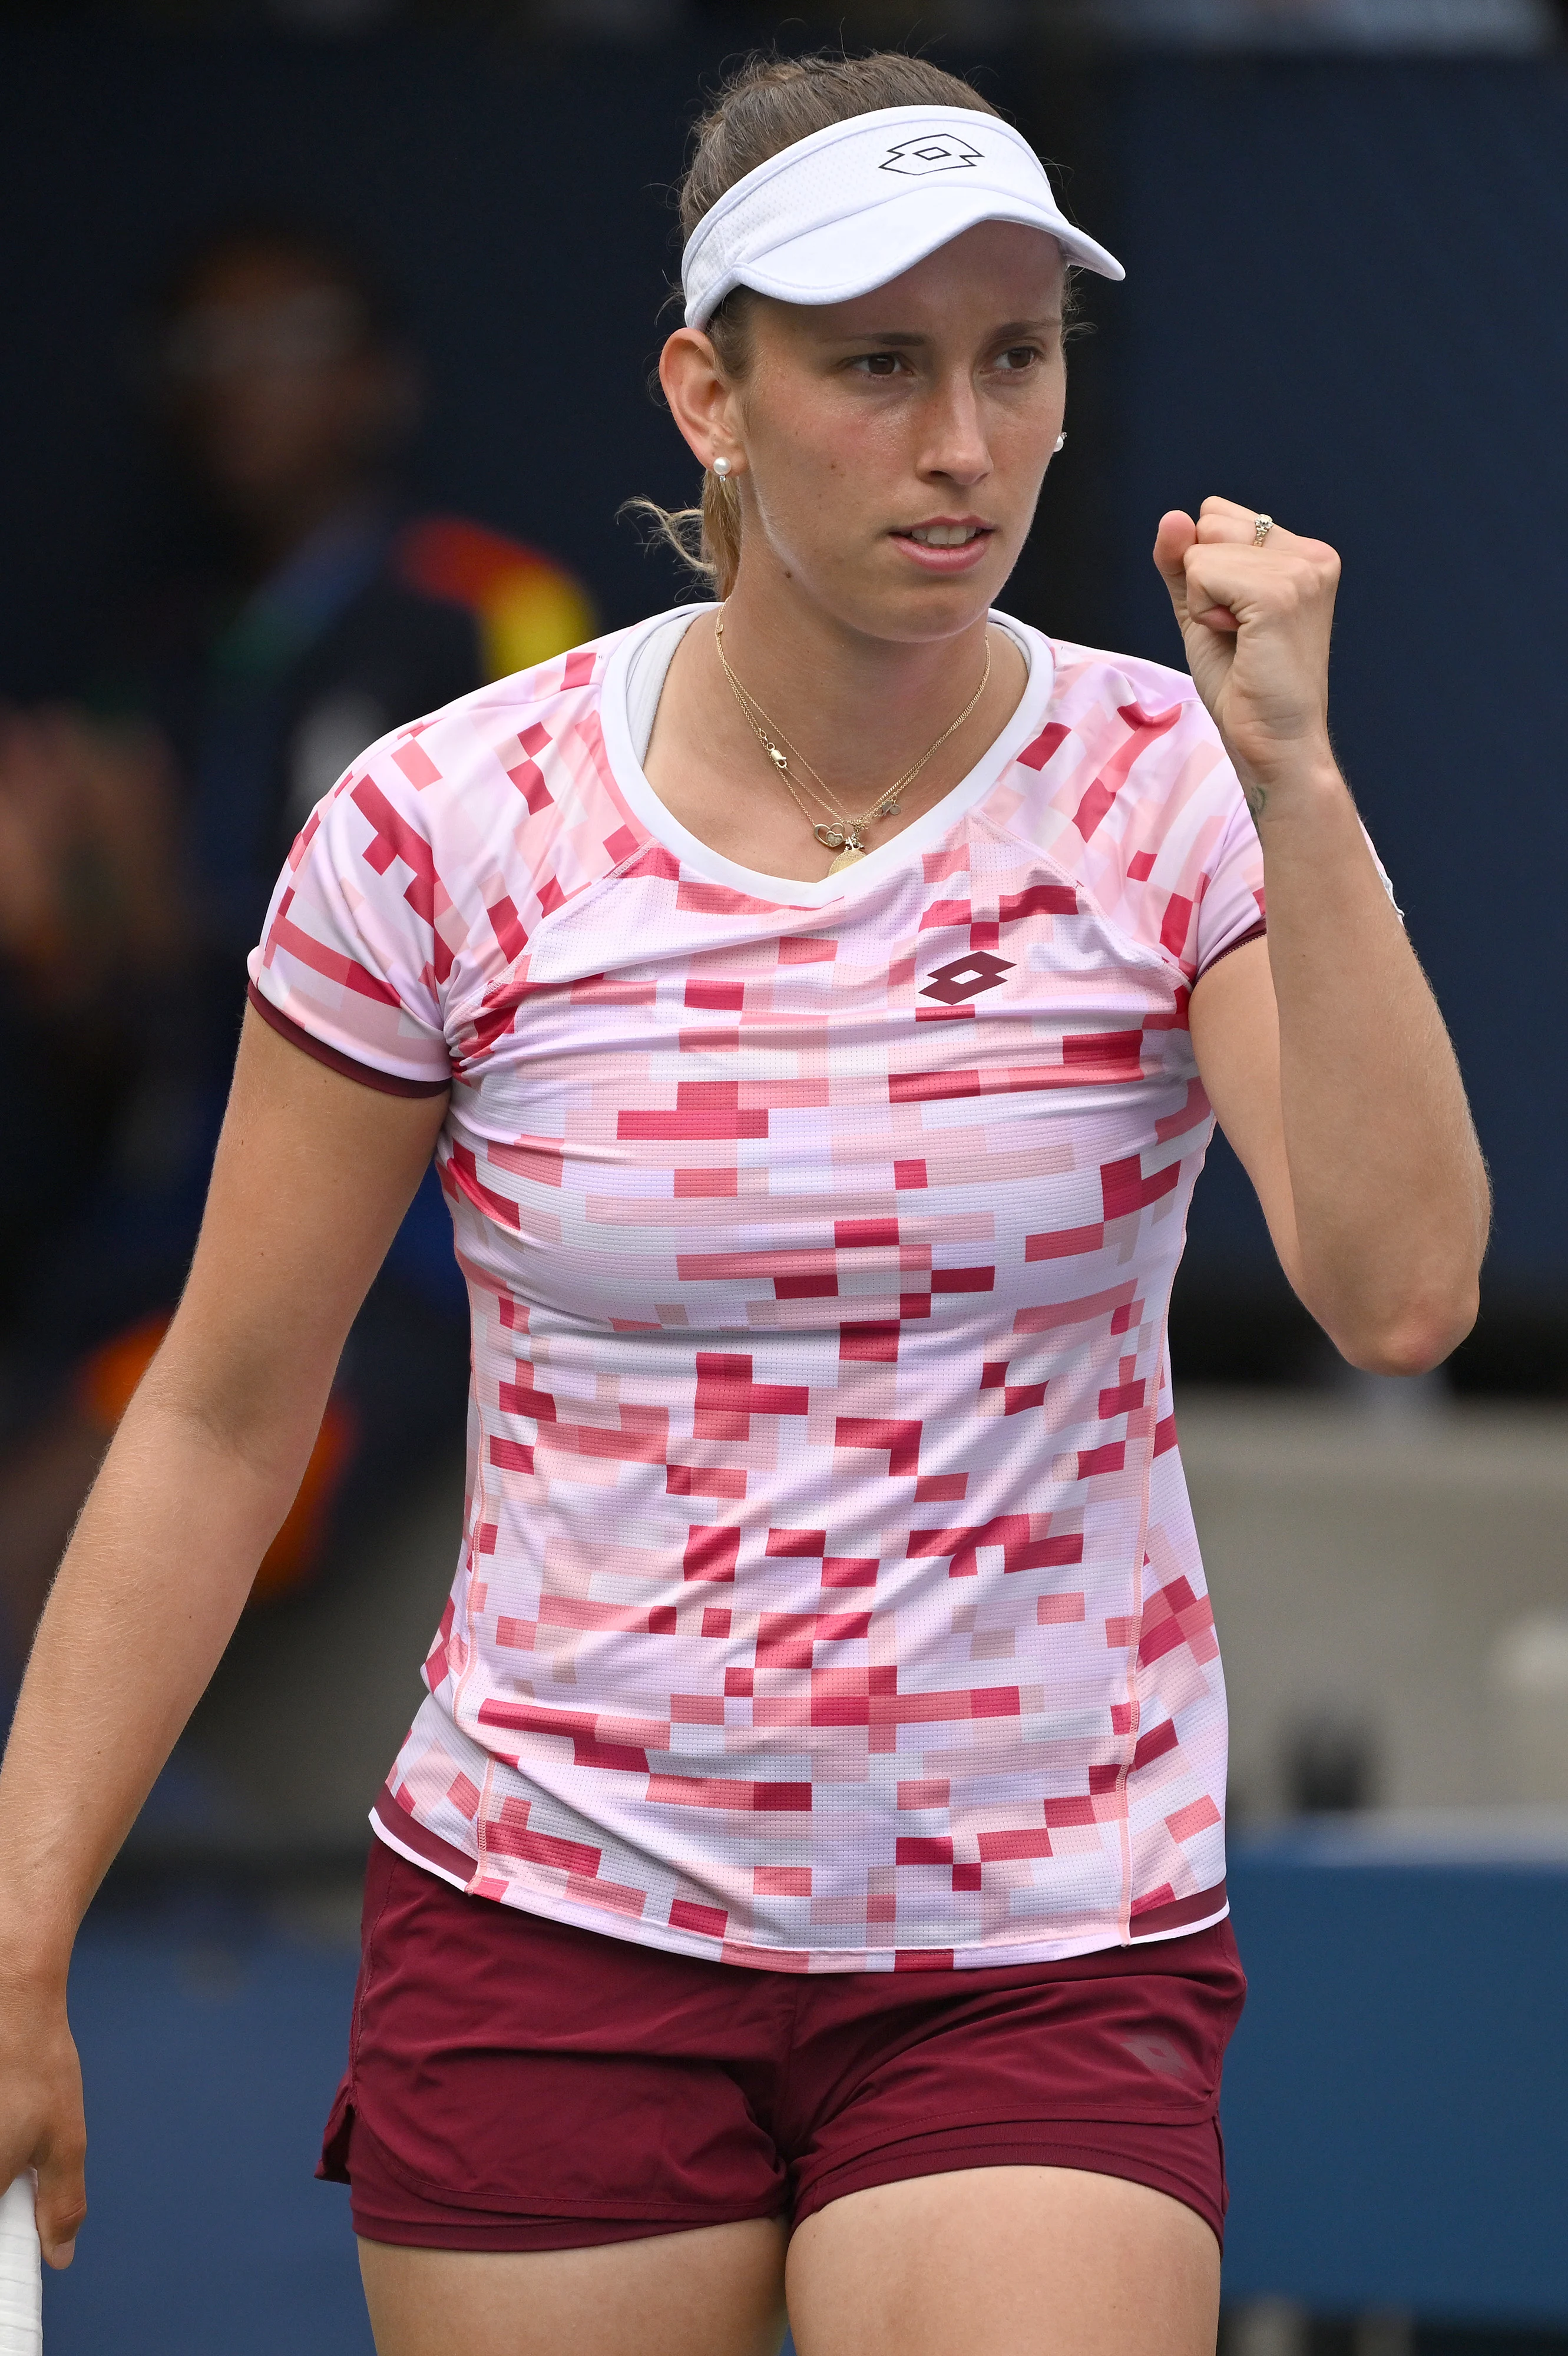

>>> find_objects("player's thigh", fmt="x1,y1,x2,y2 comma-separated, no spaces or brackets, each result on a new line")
358,2215,789,2356
785,2164,1220,2356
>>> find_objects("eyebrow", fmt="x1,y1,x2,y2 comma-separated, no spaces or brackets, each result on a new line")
831,316,1061,347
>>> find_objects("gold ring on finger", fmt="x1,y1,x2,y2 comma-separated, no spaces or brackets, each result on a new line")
1253,513,1273,546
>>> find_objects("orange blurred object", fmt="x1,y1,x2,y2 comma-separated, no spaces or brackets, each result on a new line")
75,1312,356,1605
395,515,597,684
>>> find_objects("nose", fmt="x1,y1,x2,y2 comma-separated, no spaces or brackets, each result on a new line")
918,367,992,488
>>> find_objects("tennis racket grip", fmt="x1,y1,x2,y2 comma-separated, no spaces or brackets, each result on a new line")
0,2172,42,2355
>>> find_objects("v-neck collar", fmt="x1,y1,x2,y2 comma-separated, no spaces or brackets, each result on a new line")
599,603,1057,909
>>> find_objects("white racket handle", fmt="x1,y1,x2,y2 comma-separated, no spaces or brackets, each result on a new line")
0,2172,42,2355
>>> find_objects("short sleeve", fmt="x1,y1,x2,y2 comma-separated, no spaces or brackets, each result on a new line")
1192,790,1266,978
247,766,454,1096
1189,789,1402,983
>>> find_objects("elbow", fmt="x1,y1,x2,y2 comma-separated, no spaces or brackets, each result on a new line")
1332,1279,1480,1379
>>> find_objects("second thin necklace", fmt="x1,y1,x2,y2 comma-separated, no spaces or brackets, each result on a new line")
714,612,991,876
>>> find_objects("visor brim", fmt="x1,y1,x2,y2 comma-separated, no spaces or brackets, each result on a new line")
687,191,1123,327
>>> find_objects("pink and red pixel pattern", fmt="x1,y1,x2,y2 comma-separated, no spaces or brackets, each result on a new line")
249,610,1263,1971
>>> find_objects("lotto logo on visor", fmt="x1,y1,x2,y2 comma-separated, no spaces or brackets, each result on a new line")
680,103,1124,329
880,133,983,176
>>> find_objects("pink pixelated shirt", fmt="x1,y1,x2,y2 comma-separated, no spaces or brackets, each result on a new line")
247,607,1265,1972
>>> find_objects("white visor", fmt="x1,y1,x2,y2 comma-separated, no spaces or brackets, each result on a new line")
681,104,1123,330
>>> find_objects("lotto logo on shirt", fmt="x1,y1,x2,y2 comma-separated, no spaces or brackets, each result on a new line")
919,951,1015,1005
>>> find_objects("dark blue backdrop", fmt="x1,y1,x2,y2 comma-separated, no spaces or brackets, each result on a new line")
1109,61,1568,1295
2,36,1564,1288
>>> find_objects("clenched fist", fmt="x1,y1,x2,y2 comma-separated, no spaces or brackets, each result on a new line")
1153,497,1340,814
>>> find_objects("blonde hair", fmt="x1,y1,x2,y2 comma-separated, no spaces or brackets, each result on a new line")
637,51,1005,601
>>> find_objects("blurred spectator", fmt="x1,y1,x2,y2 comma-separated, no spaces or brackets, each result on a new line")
0,224,593,1677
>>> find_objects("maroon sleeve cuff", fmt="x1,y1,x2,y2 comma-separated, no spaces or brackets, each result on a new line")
247,980,451,1097
1195,919,1266,981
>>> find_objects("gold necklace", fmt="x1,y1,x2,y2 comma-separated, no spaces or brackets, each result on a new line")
714,613,992,875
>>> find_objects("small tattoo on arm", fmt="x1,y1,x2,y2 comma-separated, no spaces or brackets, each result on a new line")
1243,781,1267,820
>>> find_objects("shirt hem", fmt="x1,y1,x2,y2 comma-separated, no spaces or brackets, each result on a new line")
1194,918,1267,980
247,979,452,1096
370,1788,1228,1974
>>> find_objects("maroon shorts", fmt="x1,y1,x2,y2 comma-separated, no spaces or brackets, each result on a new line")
320,1839,1246,2252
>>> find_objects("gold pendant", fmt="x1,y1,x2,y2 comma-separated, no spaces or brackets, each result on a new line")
827,846,866,875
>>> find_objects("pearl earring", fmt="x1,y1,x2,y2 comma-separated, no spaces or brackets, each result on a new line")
712,456,731,478
1054,433,1067,452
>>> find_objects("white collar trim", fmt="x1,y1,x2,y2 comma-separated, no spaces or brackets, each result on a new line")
598,603,1056,910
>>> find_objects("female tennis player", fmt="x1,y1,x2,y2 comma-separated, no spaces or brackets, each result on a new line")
0,48,1487,2356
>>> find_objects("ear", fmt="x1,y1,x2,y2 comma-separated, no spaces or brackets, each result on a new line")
659,327,742,475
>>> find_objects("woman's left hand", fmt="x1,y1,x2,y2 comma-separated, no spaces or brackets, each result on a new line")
1173,495,1488,1374
1153,498,1339,807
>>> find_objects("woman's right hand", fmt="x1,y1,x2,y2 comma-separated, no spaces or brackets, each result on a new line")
0,1009,451,2281
0,1955,87,2268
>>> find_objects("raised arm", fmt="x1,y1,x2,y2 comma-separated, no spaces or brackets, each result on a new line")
1166,499,1488,1374
0,1010,448,2267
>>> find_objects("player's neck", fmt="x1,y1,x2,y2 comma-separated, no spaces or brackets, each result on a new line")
641,570,1027,885
712,570,999,800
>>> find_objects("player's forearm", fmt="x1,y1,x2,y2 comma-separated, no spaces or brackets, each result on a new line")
1255,759,1487,1371
0,1388,310,1974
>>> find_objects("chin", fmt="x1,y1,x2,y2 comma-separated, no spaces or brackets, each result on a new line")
862,572,1009,643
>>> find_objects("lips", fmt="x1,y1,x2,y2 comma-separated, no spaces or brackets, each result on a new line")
890,519,994,574
896,517,992,547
